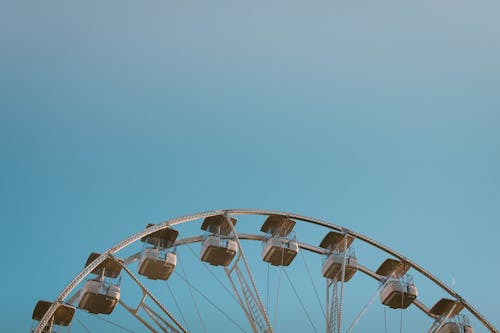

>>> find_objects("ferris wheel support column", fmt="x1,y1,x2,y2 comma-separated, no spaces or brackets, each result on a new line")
337,238,348,333
224,212,273,333
225,260,260,333
326,278,339,333
325,279,330,333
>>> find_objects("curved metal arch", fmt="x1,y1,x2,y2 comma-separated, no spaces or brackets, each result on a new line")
34,209,498,333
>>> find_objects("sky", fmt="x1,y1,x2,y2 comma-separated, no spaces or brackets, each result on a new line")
1,0,499,332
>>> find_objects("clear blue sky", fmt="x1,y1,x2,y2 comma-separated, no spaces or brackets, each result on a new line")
1,0,499,332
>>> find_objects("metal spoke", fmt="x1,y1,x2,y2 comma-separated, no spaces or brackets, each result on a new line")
300,250,326,321
224,212,273,333
283,268,318,333
165,283,189,331
177,257,206,333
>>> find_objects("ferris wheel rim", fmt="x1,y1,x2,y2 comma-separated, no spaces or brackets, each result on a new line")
33,208,498,333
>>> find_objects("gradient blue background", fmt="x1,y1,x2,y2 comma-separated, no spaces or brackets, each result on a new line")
1,0,499,332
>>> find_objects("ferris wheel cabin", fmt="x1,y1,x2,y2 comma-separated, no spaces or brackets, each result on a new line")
319,231,358,282
261,215,299,266
78,253,122,314
377,259,418,309
138,224,179,280
78,280,121,314
200,215,239,266
32,300,75,331
430,299,474,333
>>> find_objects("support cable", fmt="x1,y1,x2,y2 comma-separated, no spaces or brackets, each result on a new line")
345,275,394,333
283,269,319,333
400,308,403,333
185,244,242,307
267,263,270,315
178,259,207,333
338,239,348,333
273,267,283,330
84,312,136,333
174,271,249,333
384,306,388,333
273,246,285,330
400,275,405,333
76,318,92,333
165,283,190,331
300,250,326,320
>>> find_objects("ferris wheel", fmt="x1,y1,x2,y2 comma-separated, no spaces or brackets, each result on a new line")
31,209,497,333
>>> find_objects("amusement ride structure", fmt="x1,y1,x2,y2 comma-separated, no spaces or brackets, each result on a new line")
31,209,498,333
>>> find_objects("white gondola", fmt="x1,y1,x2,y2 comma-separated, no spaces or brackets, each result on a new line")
375,258,417,309
138,225,179,280
32,300,75,331
260,215,299,266
380,276,418,309
78,279,120,314
200,235,238,266
79,252,122,315
432,310,474,333
262,236,299,266
319,231,358,281
199,215,239,266
322,251,358,281
138,248,177,280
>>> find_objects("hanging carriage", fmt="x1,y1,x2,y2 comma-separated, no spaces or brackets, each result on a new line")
31,301,75,332
78,279,121,314
319,231,358,281
137,224,179,280
377,259,418,309
260,215,299,266
200,215,239,266
430,299,474,333
77,253,122,314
